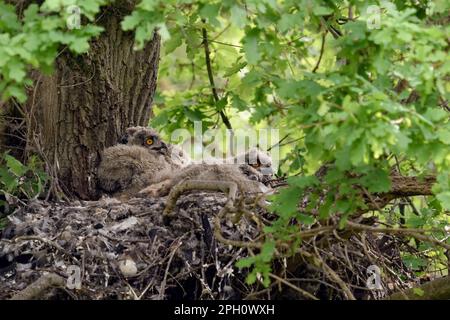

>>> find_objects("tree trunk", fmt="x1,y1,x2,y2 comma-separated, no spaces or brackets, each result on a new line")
20,7,160,199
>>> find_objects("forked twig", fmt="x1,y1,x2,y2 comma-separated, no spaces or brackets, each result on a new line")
163,180,238,217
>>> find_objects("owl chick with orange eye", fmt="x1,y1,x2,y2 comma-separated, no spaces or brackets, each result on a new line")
97,126,189,198
119,126,168,154
120,126,191,167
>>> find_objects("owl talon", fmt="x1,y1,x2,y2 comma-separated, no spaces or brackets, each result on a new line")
138,185,161,198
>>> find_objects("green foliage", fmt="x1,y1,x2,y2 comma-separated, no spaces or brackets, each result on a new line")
0,0,107,101
0,153,47,229
150,0,449,285
0,153,48,200
235,240,275,287
0,217,8,230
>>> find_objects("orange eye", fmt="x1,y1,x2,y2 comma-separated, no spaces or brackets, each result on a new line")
251,163,261,169
146,138,154,145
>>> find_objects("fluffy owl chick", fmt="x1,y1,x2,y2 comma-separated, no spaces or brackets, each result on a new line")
234,148,273,176
139,148,274,198
97,144,172,197
200,147,273,181
121,126,191,168
97,126,190,197
138,163,270,198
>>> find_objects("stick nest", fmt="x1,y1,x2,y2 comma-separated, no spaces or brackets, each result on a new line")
0,192,421,300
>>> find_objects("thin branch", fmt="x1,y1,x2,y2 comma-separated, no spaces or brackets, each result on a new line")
320,258,356,300
201,23,233,131
158,238,183,300
346,221,450,250
267,133,290,151
9,235,74,258
210,39,242,48
212,23,231,41
269,273,319,300
303,247,356,300
348,6,354,21
312,32,326,73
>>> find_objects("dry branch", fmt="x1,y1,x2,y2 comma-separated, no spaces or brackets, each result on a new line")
10,273,65,300
388,276,450,300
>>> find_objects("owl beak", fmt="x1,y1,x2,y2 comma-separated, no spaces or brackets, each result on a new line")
155,141,168,153
119,134,129,144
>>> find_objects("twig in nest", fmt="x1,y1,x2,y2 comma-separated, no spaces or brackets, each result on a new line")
10,273,66,300
214,206,262,249
346,221,450,250
158,238,184,300
321,257,355,299
269,273,318,300
11,235,75,259
163,180,238,217
305,244,356,300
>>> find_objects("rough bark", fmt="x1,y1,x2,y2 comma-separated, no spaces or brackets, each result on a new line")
8,5,161,200
388,276,450,300
365,175,436,211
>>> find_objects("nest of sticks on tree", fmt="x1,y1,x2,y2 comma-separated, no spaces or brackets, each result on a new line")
0,189,426,300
